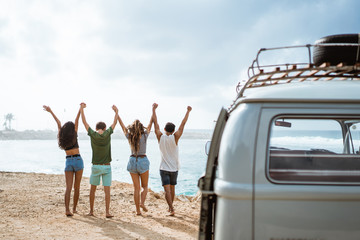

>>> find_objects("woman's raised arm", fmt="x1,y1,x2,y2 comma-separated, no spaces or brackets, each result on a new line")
117,114,128,135
146,106,154,133
74,106,81,132
43,105,61,131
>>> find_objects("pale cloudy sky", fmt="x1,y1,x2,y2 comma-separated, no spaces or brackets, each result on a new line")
1,0,359,131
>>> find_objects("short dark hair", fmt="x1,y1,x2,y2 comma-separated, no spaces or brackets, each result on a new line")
96,121,106,130
165,122,175,133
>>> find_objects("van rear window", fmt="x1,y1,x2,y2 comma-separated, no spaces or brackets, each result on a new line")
268,117,360,184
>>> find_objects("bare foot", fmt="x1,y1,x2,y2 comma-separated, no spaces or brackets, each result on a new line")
136,212,142,216
106,214,114,218
140,204,148,212
169,210,175,216
87,212,95,216
66,211,73,217
73,210,78,214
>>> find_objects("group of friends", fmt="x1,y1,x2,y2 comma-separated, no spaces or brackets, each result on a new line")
43,103,192,218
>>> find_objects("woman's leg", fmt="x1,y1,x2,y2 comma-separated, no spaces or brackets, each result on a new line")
64,171,74,216
139,170,149,212
72,169,83,213
130,173,141,215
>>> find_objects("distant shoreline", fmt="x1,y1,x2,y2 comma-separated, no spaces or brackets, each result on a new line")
0,129,212,140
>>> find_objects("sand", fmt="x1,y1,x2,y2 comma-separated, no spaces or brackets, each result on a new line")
0,172,201,240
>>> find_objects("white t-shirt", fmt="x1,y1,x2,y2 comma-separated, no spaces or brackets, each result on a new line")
159,134,179,172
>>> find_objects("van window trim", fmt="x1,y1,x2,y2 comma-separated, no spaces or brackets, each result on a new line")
266,114,360,186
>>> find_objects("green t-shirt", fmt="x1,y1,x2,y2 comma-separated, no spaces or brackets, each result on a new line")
88,127,113,164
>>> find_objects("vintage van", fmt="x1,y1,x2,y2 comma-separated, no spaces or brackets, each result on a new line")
198,34,360,240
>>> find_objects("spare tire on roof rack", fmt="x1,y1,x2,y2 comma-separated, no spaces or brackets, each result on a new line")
313,33,360,66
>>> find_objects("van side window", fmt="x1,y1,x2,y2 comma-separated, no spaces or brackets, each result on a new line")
268,118,360,184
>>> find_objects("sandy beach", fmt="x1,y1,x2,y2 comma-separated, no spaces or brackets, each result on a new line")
0,172,201,240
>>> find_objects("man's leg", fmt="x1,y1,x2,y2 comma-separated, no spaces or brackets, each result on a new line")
89,165,100,216
169,171,178,212
103,166,113,218
163,184,175,216
88,184,97,216
170,185,176,205
104,186,113,218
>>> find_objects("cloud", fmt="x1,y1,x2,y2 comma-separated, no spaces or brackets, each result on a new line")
0,0,359,130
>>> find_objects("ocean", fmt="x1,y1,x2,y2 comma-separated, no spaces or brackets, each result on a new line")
1,128,351,196
0,137,209,196
270,130,347,153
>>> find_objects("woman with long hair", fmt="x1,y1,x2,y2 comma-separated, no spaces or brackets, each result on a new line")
43,105,83,216
118,110,153,215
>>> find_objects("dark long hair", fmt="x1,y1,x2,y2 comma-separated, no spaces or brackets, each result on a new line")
58,121,77,150
127,120,145,154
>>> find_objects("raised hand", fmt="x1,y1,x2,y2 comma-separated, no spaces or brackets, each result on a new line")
43,105,61,130
80,102,87,108
187,106,192,112
152,103,158,110
43,105,51,112
112,105,118,113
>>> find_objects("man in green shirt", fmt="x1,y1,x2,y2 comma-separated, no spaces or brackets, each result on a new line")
80,102,118,218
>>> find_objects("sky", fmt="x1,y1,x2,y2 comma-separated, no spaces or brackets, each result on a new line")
0,0,359,132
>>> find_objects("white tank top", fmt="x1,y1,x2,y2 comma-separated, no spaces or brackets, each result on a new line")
159,134,179,172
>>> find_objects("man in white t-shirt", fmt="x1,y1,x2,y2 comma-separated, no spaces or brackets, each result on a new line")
152,103,192,216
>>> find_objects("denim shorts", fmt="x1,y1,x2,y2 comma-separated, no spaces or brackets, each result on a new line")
90,165,112,186
160,170,178,186
127,156,150,174
64,155,84,172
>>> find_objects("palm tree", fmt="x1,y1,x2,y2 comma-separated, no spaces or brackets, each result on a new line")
3,113,14,130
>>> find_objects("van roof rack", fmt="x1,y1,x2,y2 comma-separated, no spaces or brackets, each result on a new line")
228,44,360,112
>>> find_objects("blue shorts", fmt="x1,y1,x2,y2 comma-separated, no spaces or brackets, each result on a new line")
64,155,84,172
160,170,178,186
90,165,112,186
127,156,150,174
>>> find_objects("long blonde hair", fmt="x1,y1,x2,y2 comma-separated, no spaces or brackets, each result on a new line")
127,119,145,154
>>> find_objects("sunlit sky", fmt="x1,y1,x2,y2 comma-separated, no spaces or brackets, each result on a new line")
1,0,359,132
